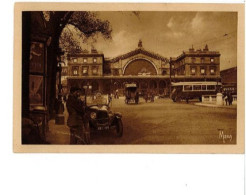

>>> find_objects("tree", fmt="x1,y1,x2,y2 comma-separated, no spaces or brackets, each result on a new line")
53,11,112,53
40,11,112,116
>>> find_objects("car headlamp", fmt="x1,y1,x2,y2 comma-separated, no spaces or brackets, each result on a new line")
90,112,97,119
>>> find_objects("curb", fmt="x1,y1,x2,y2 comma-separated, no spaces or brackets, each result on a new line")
194,103,237,109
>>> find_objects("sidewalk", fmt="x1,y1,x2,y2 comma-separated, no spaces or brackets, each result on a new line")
194,102,237,109
46,119,70,144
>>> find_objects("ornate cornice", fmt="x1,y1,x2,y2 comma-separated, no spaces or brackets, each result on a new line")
108,48,169,63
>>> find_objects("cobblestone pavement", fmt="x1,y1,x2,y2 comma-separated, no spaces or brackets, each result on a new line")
46,98,237,145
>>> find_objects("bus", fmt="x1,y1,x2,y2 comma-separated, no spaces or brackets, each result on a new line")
171,81,222,102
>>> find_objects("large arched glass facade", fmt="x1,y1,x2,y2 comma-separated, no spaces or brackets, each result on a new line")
124,59,157,75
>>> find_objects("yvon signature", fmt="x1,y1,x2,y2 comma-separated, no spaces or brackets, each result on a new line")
218,129,233,143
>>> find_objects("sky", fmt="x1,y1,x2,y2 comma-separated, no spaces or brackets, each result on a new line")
79,11,237,71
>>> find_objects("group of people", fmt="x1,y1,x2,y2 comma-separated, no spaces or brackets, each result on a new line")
65,87,90,144
144,92,155,103
223,92,234,106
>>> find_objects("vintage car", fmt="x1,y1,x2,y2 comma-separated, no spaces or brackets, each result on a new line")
84,92,123,140
125,83,139,104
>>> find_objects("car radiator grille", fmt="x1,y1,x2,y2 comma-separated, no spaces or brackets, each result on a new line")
97,111,109,124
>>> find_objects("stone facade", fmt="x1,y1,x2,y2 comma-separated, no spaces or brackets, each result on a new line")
66,42,222,97
66,40,171,96
170,45,220,80
107,40,169,76
67,49,104,77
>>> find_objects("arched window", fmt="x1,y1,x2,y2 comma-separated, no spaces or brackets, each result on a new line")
124,59,157,75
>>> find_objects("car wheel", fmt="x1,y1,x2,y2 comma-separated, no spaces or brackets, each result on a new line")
115,118,123,137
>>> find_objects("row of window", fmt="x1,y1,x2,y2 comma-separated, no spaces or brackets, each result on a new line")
191,57,215,64
72,57,98,63
190,66,216,75
183,85,216,91
176,66,217,75
179,57,215,65
72,66,99,76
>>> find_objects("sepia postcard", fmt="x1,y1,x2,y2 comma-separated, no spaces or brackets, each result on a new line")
13,3,245,153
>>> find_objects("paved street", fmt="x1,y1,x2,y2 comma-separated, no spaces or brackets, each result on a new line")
47,98,237,145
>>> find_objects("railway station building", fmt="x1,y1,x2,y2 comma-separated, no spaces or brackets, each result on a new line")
169,44,221,83
65,41,221,96
66,40,170,96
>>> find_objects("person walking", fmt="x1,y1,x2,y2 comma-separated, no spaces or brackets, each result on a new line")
228,93,233,106
66,87,89,144
108,93,112,106
224,93,228,106
135,91,139,104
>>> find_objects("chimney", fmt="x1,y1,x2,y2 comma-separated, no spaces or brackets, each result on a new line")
189,45,194,52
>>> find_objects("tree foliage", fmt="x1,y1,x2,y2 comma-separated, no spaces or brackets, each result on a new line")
58,11,112,53
69,12,112,39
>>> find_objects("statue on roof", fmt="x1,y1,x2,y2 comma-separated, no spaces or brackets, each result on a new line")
138,39,143,48
204,44,209,51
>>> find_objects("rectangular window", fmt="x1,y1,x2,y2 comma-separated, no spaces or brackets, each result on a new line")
201,58,205,64
181,67,185,75
207,85,216,90
83,58,87,63
93,58,97,63
190,67,196,75
201,85,206,90
92,66,98,75
192,58,196,63
72,66,79,76
200,67,206,75
193,85,201,91
210,67,216,74
184,85,192,91
82,66,88,75
73,58,77,63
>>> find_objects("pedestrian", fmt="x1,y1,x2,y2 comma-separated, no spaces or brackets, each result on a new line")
135,91,139,104
108,93,112,106
186,97,189,104
151,92,154,102
66,87,89,144
115,89,119,99
144,92,148,103
228,93,233,106
224,93,228,106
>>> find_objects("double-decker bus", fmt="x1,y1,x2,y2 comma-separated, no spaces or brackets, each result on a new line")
171,81,222,102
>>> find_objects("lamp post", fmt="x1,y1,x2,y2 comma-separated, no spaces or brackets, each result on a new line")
169,60,175,96
55,48,65,125
83,83,92,105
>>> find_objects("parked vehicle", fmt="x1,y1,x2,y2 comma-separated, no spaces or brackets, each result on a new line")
85,92,123,139
171,81,222,102
125,83,139,104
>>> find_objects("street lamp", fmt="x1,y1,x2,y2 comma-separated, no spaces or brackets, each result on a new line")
55,48,65,125
169,60,175,95
83,83,92,105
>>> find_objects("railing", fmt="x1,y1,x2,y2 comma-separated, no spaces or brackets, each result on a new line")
202,95,217,103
